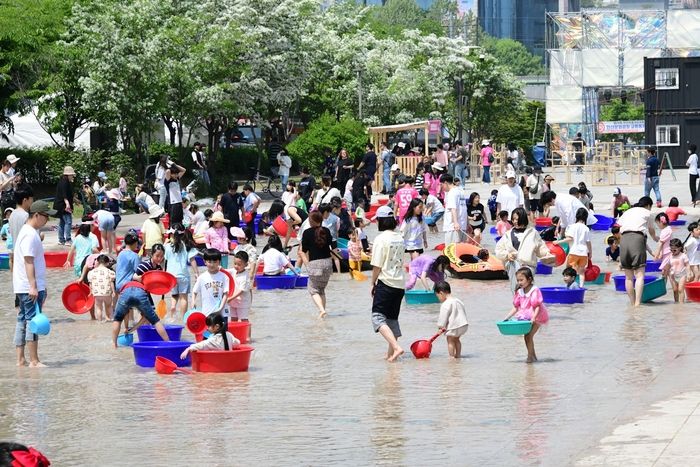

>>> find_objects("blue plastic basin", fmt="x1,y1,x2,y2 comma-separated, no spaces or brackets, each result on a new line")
136,324,184,342
490,227,497,234
295,275,309,288
645,260,662,273
404,290,440,305
536,262,552,275
496,320,532,335
0,254,8,270
255,275,297,290
540,287,587,304
131,341,192,367
591,214,614,231
670,219,686,226
611,274,657,292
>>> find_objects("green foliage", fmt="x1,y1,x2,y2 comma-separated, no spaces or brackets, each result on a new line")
488,101,546,162
287,114,368,171
482,38,545,76
598,99,644,142
373,0,426,29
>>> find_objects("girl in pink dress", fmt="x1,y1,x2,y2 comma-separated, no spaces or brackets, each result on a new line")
503,267,548,363
654,213,673,277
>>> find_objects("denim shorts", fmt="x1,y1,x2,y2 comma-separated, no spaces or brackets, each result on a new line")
14,290,47,346
427,210,444,226
372,312,401,338
172,276,190,295
114,287,159,325
98,216,115,232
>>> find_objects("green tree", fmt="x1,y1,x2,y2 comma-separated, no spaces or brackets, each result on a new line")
490,100,546,160
373,0,426,29
286,113,367,171
598,98,644,142
484,38,545,76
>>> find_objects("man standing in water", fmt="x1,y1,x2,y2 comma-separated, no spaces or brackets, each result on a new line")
618,196,656,307
370,206,406,362
13,200,55,367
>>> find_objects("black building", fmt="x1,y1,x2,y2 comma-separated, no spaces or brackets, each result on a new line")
644,56,700,167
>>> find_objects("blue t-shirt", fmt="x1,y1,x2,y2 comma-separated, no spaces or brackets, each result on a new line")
116,249,141,291
164,242,197,279
606,246,620,261
646,156,660,177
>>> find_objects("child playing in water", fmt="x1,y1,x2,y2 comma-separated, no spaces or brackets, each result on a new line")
192,248,229,318
257,211,270,236
684,222,700,282
400,198,428,260
406,254,450,290
555,207,591,288
496,210,512,236
205,211,230,268
179,313,239,360
654,212,673,278
347,228,363,273
539,216,560,242
434,281,469,359
355,217,371,253
562,267,580,290
503,267,548,363
606,237,620,262
226,251,252,339
87,254,116,322
668,238,691,303
665,197,686,222
255,235,298,276
164,223,199,318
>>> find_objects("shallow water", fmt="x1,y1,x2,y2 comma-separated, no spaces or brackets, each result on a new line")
1,227,698,466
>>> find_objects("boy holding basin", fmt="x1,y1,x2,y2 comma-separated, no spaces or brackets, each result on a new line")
111,282,170,348
192,248,229,321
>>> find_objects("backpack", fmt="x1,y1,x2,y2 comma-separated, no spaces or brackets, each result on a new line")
528,175,540,195
488,153,494,163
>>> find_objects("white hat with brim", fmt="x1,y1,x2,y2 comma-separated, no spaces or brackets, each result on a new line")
210,211,230,223
391,164,400,171
106,188,120,200
63,166,76,176
432,162,444,170
230,226,245,238
149,205,165,219
6,155,19,164
482,139,490,146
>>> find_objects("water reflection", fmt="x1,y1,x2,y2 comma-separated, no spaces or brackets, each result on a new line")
371,365,406,465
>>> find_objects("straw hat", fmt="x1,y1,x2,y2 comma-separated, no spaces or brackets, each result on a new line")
210,211,230,223
63,166,76,176
148,205,165,219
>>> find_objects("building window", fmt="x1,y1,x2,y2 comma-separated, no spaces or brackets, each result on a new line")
655,68,679,89
656,125,680,146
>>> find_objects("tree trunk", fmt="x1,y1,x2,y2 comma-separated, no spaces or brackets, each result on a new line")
162,115,177,146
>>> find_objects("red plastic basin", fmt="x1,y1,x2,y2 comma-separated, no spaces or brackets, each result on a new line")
686,282,700,302
535,217,552,227
191,345,254,372
45,251,70,268
62,283,94,314
142,270,177,295
377,199,389,206
227,321,250,344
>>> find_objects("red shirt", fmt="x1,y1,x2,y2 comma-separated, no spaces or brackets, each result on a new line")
396,186,419,219
665,206,686,222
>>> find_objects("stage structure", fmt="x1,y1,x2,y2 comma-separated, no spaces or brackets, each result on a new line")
545,9,700,181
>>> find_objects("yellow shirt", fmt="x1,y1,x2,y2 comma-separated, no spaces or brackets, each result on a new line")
141,218,164,251
370,230,406,289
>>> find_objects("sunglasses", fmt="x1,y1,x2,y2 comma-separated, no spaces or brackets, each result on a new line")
37,213,50,219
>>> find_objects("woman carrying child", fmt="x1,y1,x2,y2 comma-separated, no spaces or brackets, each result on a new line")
399,198,428,261
406,254,450,291
180,314,239,360
87,254,116,322
495,207,556,294
300,211,334,319
205,211,230,268
503,267,548,363
165,223,199,318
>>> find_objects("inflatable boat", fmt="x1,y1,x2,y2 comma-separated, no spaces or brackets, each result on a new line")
443,243,508,280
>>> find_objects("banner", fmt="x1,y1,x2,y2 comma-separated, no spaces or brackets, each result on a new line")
428,120,441,134
597,120,644,134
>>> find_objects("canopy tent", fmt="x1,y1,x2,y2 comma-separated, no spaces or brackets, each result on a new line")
0,110,92,148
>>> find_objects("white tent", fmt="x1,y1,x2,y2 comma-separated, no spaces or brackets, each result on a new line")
0,110,92,149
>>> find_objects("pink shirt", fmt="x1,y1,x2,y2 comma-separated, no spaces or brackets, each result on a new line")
669,252,689,276
205,226,229,253
481,147,492,167
512,286,549,324
424,172,442,198
396,186,419,218
665,206,686,222
434,150,448,167
496,220,512,236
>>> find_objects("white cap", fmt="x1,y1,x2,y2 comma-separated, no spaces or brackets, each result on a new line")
506,170,516,179
371,205,395,221
391,164,400,171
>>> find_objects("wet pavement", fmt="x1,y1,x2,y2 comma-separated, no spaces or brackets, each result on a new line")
1,173,700,466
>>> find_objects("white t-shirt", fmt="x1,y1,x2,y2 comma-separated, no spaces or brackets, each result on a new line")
228,269,251,310
496,184,524,215
277,155,291,176
314,187,341,206
13,224,46,293
685,236,700,266
555,194,594,230
155,165,166,188
443,187,467,232
526,174,542,200
565,222,591,256
370,230,406,289
92,210,114,225
259,248,289,274
192,270,229,317
618,207,654,235
688,153,698,176
424,194,445,215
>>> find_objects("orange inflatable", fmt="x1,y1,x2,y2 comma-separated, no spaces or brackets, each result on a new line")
443,243,507,280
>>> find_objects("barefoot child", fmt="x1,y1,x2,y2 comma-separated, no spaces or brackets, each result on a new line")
111,281,170,347
654,212,673,278
555,207,591,287
684,222,700,282
226,251,252,339
370,205,406,362
562,267,580,290
668,238,690,303
180,313,239,360
347,228,363,273
434,281,468,359
606,237,620,262
164,223,199,318
503,267,548,363
87,254,116,322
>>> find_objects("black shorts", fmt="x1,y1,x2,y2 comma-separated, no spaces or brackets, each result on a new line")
372,280,404,321
530,199,543,213
331,240,338,249
406,248,424,255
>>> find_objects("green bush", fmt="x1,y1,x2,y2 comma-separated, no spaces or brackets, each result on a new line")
287,113,368,171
